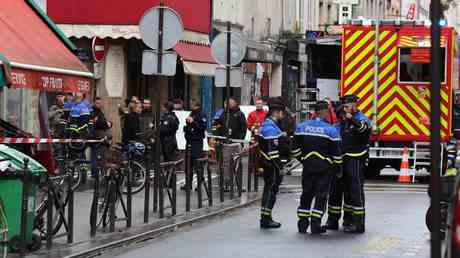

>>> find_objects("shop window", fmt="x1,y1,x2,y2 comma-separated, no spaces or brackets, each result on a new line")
1,88,40,136
398,47,446,83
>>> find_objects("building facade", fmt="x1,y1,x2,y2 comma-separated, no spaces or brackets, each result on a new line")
45,0,216,140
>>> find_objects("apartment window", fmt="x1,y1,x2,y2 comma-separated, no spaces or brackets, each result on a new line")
266,18,271,38
251,17,255,38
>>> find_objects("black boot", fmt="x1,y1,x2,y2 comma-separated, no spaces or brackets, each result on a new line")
325,218,339,230
297,219,309,234
260,217,282,229
342,220,352,227
310,219,326,235
343,224,365,234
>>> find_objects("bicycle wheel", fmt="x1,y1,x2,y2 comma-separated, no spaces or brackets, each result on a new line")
121,161,146,195
33,189,65,239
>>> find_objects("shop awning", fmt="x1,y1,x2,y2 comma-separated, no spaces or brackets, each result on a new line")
58,24,211,45
0,0,93,93
173,42,218,77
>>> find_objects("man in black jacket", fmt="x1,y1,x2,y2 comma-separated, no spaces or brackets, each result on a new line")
91,97,112,177
216,97,247,140
183,100,207,190
160,101,179,162
122,99,142,145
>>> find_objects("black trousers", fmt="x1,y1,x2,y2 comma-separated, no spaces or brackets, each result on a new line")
185,141,204,189
261,165,283,219
298,171,331,222
343,157,366,225
327,176,352,222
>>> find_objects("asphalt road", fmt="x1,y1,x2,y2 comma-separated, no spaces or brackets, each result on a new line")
105,190,431,258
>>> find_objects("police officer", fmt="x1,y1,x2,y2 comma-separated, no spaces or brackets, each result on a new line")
335,95,371,234
183,100,207,190
258,97,289,229
160,101,180,162
292,101,342,234
326,105,353,230
69,94,92,134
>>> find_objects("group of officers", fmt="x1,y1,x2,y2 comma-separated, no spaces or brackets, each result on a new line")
257,94,371,235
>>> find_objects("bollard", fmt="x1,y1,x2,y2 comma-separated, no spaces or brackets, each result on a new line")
218,143,224,203
45,178,52,250
185,144,191,212
230,155,235,200
254,149,259,192
197,161,203,209
109,179,116,232
144,146,152,223
237,155,243,197
247,146,254,193
153,149,158,213
207,160,213,207
126,165,132,228
159,165,164,219
172,165,177,216
67,173,74,244
90,167,99,237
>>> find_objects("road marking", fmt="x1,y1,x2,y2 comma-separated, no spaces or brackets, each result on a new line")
363,236,401,254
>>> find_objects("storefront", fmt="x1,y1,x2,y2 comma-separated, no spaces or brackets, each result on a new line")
282,40,308,112
48,0,215,136
0,0,93,136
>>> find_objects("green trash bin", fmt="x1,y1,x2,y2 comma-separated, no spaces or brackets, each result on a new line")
0,144,47,251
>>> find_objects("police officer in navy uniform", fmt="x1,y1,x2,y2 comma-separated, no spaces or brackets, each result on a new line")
183,100,207,190
292,101,342,234
332,95,371,234
258,97,289,229
326,105,353,230
160,101,180,162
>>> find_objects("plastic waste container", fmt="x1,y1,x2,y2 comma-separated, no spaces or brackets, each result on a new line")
0,144,47,251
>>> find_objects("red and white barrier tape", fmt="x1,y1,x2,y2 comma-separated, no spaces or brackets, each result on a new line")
0,137,105,144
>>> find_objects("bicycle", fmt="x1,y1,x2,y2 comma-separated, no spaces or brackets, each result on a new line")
95,142,145,229
103,143,147,195
33,174,71,240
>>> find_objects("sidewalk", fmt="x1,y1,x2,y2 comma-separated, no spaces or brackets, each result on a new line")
22,157,263,258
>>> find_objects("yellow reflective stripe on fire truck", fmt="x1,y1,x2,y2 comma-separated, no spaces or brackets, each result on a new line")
345,30,364,48
345,42,375,74
345,31,375,61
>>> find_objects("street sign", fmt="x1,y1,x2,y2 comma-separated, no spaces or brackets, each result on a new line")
215,67,243,87
211,32,246,67
326,25,344,35
139,6,184,50
91,37,106,63
142,50,177,76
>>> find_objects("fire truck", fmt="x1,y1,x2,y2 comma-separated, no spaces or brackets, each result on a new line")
340,20,459,178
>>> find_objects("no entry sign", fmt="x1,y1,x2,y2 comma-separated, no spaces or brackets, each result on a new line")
92,37,106,63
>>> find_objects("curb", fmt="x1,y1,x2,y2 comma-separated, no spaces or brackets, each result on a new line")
63,196,261,258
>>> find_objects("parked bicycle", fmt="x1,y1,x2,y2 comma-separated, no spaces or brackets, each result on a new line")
95,142,146,229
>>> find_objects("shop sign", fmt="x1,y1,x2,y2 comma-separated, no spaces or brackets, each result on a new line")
306,31,324,40
10,68,91,93
326,25,344,35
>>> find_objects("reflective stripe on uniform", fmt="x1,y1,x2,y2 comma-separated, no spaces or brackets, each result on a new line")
297,209,311,219
259,151,271,160
301,151,333,163
343,150,368,158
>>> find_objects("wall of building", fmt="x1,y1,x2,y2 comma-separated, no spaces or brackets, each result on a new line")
47,0,211,33
213,0,303,41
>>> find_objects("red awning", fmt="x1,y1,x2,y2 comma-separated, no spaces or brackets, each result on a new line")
0,0,93,93
173,42,216,64
173,42,218,77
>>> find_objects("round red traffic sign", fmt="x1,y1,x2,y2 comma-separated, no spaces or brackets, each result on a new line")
92,37,106,63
